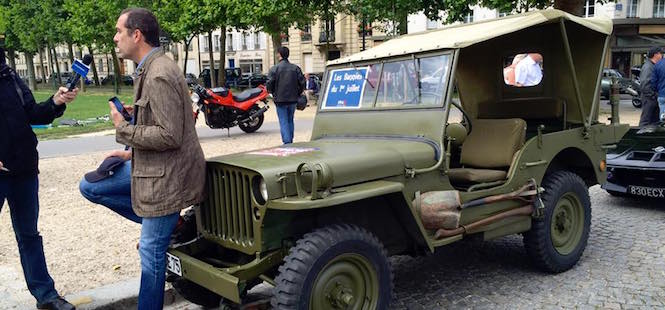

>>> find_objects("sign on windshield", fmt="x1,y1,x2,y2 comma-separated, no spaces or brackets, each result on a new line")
322,67,368,109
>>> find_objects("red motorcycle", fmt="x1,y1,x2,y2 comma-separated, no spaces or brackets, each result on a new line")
189,82,269,133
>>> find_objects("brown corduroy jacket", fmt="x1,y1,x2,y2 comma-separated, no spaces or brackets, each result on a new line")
116,50,206,217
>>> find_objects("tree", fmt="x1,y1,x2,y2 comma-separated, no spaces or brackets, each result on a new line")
231,0,317,64
64,0,150,93
4,0,49,90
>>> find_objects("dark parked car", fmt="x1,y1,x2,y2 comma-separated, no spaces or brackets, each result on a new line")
101,74,134,86
236,73,268,88
200,68,243,88
603,127,665,199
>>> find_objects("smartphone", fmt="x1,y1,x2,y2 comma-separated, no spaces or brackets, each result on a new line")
109,96,132,121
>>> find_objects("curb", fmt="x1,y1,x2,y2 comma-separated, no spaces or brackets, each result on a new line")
64,277,177,310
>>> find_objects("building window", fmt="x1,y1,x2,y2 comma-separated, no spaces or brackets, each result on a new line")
426,18,438,30
464,12,474,23
655,0,665,17
319,19,336,43
213,35,220,52
98,59,104,72
584,0,595,17
226,33,234,51
254,33,261,49
627,0,639,18
242,33,248,50
200,35,209,52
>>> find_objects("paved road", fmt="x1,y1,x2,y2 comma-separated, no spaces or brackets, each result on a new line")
165,186,665,309
36,119,314,158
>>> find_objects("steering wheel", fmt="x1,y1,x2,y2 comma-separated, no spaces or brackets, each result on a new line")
450,100,473,135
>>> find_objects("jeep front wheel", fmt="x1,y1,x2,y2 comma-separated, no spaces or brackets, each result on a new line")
271,224,393,310
524,171,591,273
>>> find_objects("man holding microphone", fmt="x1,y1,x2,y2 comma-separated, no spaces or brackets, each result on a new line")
0,34,78,309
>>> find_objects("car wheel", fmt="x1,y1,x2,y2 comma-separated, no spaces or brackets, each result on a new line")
271,224,393,310
238,108,264,133
172,278,221,308
524,171,591,273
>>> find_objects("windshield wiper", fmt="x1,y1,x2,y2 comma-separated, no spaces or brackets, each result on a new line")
351,62,375,88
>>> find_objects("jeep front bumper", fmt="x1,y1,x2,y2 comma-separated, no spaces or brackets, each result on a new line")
166,248,285,304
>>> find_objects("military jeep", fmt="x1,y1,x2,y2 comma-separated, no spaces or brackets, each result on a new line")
167,9,628,309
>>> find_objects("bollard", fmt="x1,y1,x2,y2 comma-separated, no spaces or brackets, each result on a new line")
610,76,620,124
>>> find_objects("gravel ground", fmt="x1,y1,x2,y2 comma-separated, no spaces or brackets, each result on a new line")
0,106,315,297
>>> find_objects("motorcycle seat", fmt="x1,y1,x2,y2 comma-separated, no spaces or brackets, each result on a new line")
233,88,263,102
211,87,229,97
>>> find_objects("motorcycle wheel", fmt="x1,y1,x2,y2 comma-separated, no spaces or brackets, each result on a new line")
239,109,264,133
632,98,642,108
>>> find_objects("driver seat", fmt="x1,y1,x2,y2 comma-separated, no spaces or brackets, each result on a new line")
448,118,526,186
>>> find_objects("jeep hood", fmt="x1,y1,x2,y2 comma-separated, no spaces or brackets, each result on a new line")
208,137,439,189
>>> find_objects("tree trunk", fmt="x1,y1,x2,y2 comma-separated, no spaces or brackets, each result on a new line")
88,46,100,86
38,48,47,85
76,48,86,92
207,31,216,88
271,32,282,65
25,52,37,91
46,44,58,89
51,45,63,85
218,26,227,87
67,42,74,63
111,49,122,94
554,0,584,16
183,35,194,75
7,48,16,70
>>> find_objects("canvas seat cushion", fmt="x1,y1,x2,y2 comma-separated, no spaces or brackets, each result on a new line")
448,168,508,183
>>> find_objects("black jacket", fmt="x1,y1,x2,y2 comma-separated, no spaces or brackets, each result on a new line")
266,59,305,104
0,65,65,176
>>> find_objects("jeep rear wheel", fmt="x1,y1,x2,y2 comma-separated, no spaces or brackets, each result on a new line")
271,224,392,310
524,171,591,273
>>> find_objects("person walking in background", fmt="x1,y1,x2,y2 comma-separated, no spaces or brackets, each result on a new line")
0,35,79,310
650,48,665,122
304,72,319,102
267,46,305,144
639,47,662,126
108,8,206,309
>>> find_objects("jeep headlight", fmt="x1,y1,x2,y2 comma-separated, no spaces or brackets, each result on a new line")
190,92,200,103
252,176,268,205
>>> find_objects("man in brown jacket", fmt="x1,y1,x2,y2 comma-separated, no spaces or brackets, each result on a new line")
108,8,205,309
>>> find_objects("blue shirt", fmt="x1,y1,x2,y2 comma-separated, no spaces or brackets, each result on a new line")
134,47,160,77
651,59,665,97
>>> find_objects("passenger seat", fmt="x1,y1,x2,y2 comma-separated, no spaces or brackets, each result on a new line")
448,118,526,186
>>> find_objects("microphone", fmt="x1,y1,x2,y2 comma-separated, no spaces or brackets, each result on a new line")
66,54,93,91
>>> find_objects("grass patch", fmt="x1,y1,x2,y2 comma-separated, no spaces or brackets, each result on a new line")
31,88,134,140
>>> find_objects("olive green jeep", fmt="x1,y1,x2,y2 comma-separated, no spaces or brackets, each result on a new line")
166,9,629,309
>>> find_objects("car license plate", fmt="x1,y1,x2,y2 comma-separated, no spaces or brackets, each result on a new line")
166,253,182,276
628,185,665,198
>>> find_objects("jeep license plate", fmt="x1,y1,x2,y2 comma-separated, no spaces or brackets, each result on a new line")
166,253,182,276
628,185,665,198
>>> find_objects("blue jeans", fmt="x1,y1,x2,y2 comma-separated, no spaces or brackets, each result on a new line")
0,174,59,304
276,103,296,144
79,160,141,223
138,213,179,310
658,97,665,120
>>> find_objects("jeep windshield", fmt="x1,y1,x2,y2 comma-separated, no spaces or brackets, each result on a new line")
320,53,451,110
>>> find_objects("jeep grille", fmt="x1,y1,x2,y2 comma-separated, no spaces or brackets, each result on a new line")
200,165,255,247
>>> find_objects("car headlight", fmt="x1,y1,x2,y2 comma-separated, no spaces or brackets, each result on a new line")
252,176,268,205
190,92,200,103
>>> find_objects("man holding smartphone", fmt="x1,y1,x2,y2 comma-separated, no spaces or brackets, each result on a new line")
0,35,78,309
108,9,205,309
